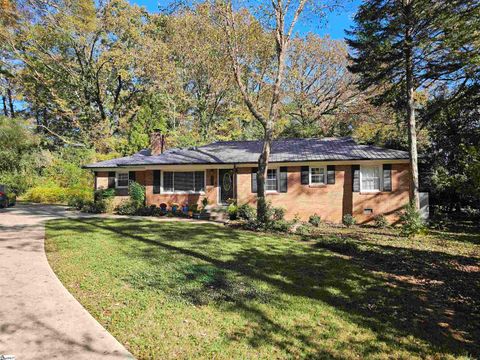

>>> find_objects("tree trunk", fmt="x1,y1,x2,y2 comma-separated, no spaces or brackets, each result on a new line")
257,125,273,223
2,95,7,116
404,1,420,210
7,88,14,117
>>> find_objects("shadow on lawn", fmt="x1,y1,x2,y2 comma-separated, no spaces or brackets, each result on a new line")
53,218,480,358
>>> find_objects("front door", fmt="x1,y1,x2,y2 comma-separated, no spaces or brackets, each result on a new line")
219,169,234,204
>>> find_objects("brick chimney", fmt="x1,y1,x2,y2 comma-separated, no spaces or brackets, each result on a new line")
150,131,166,156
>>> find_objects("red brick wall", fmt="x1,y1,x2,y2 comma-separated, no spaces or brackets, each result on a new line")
236,164,410,224
94,164,410,223
352,163,410,224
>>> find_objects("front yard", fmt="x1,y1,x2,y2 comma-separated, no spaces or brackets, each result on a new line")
45,218,479,359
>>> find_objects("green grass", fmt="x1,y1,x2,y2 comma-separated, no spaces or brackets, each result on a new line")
45,218,480,359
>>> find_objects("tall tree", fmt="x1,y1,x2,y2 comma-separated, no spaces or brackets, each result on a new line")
347,0,480,209
216,0,338,223
2,0,172,150
282,34,363,137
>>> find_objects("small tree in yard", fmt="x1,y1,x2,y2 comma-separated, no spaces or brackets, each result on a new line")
129,181,145,208
400,202,425,237
215,0,339,223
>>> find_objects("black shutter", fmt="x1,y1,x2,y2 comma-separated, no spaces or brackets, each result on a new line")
327,165,335,184
108,171,115,189
279,167,288,193
301,166,309,185
251,168,258,193
383,164,392,191
129,171,136,183
94,171,98,189
352,165,360,192
153,170,161,194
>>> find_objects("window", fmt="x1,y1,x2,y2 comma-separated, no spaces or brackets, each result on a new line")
310,167,325,185
116,172,129,188
266,169,278,191
162,171,205,193
360,166,381,191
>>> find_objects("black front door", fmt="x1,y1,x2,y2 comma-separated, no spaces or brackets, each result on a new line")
219,169,234,204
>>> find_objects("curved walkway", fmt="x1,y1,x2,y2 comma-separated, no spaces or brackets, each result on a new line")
0,203,134,360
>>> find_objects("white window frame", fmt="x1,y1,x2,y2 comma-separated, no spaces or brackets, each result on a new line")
116,171,129,188
309,166,327,185
161,170,206,195
265,168,279,193
360,165,382,193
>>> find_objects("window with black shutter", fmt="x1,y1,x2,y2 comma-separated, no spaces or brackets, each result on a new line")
129,171,136,183
327,165,335,184
279,167,288,193
153,170,161,194
108,171,115,189
352,165,360,192
301,166,309,185
251,168,258,193
161,171,205,193
383,164,392,191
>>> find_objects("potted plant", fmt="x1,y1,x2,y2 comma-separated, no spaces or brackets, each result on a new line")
190,204,200,219
199,198,210,220
159,203,168,215
170,202,179,213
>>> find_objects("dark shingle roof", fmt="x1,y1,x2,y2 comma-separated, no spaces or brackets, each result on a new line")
84,137,409,168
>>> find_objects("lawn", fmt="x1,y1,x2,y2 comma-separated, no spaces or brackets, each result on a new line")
45,218,480,359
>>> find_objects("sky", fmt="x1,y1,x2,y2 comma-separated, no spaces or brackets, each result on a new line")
127,0,362,40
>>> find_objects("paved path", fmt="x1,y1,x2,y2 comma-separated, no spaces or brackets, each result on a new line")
0,203,134,360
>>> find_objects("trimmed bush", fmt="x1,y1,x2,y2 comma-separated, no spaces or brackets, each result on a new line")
271,207,285,221
81,200,107,214
270,219,294,233
115,200,139,215
400,203,425,237
308,214,321,227
238,204,256,221
343,214,357,227
296,223,313,236
373,214,389,228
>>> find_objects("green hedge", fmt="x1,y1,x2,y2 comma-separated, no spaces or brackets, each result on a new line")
23,185,92,205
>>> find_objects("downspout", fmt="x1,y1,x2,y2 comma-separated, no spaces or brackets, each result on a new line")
233,163,237,202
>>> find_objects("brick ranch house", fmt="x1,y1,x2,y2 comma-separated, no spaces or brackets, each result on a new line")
85,135,412,224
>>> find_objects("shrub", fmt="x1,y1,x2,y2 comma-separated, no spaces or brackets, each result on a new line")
81,200,107,214
227,203,238,220
115,200,139,215
242,219,263,231
270,219,294,233
373,214,389,228
308,214,321,227
24,184,66,203
129,181,145,206
343,214,357,227
296,223,313,236
271,207,285,221
400,202,425,237
94,188,115,201
238,204,256,221
136,206,154,216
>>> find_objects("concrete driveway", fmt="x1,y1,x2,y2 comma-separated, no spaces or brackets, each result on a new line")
0,203,134,359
